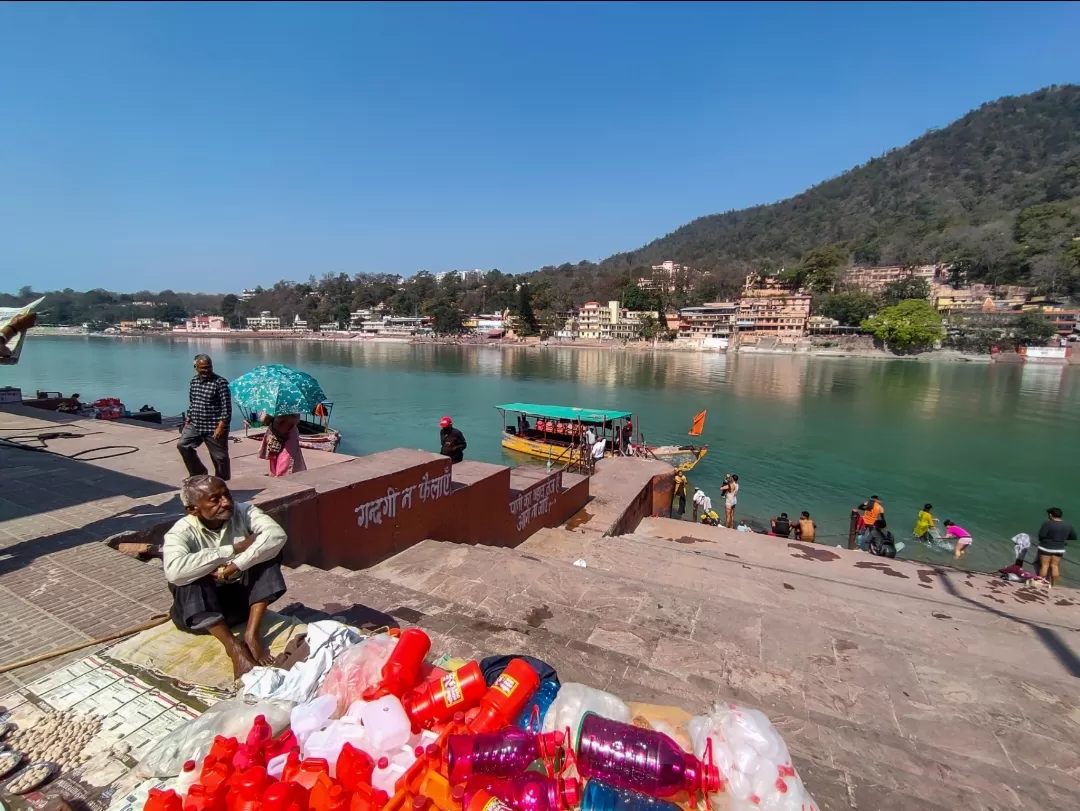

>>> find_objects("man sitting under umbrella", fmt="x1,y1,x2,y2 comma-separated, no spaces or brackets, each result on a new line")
163,474,288,679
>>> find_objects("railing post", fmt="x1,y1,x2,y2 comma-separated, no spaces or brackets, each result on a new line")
848,509,858,550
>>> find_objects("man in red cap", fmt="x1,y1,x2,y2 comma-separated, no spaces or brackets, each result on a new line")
439,415,467,464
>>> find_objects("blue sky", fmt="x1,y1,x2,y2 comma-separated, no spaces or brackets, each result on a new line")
1,2,1078,293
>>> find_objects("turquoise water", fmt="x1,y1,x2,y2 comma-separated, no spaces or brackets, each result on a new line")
7,335,1080,576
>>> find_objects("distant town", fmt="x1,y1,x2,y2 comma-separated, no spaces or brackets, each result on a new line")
82,261,1077,352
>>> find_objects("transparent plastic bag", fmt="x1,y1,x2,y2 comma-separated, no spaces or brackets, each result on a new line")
316,633,398,712
688,704,818,811
135,698,293,778
541,683,631,739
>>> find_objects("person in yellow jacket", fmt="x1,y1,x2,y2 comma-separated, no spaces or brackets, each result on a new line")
913,503,937,541
673,470,688,517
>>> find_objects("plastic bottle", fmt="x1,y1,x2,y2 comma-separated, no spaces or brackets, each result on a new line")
516,680,560,732
351,695,413,754
262,782,309,811
463,789,516,811
469,774,581,811
335,743,376,792
579,781,684,811
309,773,349,811
364,628,431,700
469,659,541,733
403,661,488,727
292,696,339,743
185,783,226,811
446,728,565,784
203,737,240,778
175,761,199,798
372,756,406,796
146,788,184,811
575,714,720,799
347,784,389,811
283,758,331,791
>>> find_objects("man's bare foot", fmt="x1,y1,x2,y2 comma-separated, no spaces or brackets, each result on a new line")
244,629,273,666
227,640,259,680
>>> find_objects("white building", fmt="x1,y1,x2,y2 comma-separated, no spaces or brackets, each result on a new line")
638,260,686,293
240,289,258,301
566,301,651,341
435,269,484,284
246,311,281,330
292,314,309,332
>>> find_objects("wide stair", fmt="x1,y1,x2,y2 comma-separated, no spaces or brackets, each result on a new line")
284,523,1080,811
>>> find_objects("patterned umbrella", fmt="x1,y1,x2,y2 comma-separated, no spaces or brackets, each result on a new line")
229,364,328,418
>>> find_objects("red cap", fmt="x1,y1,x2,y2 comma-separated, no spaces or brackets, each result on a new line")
560,779,580,809
703,763,722,794
440,416,452,428
377,757,389,769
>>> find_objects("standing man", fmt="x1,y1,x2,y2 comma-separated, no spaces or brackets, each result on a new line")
1037,507,1076,588
178,355,232,480
673,470,688,517
439,416,467,464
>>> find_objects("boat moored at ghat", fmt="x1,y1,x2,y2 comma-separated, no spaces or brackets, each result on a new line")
496,402,707,471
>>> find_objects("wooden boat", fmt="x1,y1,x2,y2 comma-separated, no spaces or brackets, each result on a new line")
495,402,707,472
243,402,341,453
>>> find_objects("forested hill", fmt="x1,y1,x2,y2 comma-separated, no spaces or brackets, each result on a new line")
596,84,1080,290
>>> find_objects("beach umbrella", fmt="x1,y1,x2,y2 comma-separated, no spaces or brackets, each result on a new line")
229,364,328,418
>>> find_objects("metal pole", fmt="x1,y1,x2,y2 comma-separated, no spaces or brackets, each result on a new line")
848,510,859,550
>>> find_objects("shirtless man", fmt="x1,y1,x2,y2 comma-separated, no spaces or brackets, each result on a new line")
163,475,288,678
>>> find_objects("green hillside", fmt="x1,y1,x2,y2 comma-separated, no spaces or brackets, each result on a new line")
584,84,1080,299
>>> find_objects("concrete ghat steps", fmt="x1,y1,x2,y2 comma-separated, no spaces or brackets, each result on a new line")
348,540,1079,811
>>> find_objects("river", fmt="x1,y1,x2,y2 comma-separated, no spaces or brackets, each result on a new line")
6,335,1079,577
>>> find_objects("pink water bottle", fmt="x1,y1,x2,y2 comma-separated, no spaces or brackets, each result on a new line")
465,774,580,811
446,727,565,784
575,714,720,799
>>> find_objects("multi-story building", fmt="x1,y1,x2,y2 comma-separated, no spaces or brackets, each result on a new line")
178,315,227,332
240,289,258,301
434,269,484,284
638,260,685,293
562,301,650,340
1030,308,1080,337
677,303,737,343
843,264,940,294
292,314,309,332
737,289,812,338
246,312,281,330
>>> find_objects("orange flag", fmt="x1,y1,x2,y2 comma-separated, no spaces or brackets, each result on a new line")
688,409,706,437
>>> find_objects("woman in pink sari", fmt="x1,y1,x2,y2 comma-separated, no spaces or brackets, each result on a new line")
257,413,307,477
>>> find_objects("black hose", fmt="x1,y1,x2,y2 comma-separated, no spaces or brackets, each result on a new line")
0,432,140,461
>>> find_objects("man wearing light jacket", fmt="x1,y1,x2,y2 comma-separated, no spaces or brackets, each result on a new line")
163,474,288,679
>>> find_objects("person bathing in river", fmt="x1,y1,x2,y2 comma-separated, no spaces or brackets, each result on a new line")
913,503,937,542
163,475,288,679
720,474,739,528
256,413,307,477
943,520,973,558
795,511,816,542
1036,507,1076,588
770,512,793,538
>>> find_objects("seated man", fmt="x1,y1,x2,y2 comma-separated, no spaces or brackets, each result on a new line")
163,474,288,678
770,512,793,538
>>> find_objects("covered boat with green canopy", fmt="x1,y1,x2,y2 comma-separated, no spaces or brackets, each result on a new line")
495,402,707,471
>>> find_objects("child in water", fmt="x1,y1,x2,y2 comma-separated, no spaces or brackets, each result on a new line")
913,503,937,542
944,520,973,558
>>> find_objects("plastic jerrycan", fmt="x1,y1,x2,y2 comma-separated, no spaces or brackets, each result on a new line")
579,781,684,811
310,772,349,811
446,728,565,784
575,714,720,799
469,659,541,733
229,767,271,811
403,661,487,727
336,743,376,791
468,774,581,811
365,628,432,699
284,758,332,791
146,788,184,811
185,783,226,811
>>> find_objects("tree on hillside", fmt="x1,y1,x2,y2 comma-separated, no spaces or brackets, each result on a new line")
620,283,655,312
1011,311,1058,346
515,284,538,336
815,292,880,326
861,299,944,352
881,276,930,306
432,304,465,335
782,245,849,292
220,294,240,328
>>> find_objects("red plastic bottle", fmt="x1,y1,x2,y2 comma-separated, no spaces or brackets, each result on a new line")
263,782,309,811
575,714,720,799
199,763,234,796
446,728,564,784
228,767,271,811
309,774,349,811
466,775,580,811
464,789,515,811
185,783,227,811
146,788,184,811
205,737,240,771
267,730,299,761
347,785,389,811
403,661,487,727
468,659,540,733
364,628,432,700
335,743,375,792
283,758,331,791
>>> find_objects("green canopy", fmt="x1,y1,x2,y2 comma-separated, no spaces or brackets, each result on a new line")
495,403,632,423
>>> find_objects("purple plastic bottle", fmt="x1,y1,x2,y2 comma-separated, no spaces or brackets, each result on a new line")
575,713,721,799
446,728,565,784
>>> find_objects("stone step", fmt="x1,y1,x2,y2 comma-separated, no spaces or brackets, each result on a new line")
354,538,1080,811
